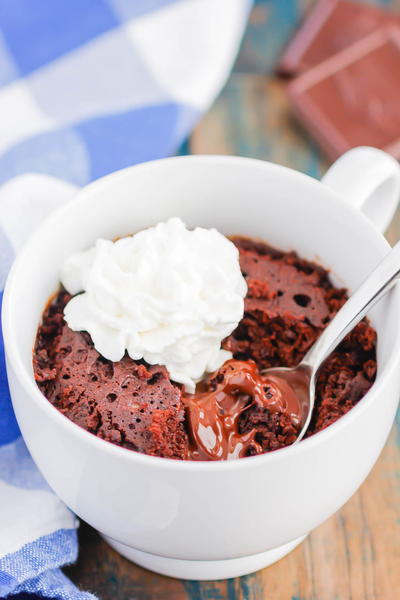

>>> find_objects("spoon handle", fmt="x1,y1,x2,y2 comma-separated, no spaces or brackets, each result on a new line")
303,240,400,372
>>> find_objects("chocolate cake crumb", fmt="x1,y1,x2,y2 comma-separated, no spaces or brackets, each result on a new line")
34,291,188,459
224,237,376,438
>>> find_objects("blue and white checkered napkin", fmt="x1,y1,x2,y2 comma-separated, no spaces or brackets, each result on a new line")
0,1,250,597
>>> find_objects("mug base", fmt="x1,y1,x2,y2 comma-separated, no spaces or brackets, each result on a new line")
102,534,307,580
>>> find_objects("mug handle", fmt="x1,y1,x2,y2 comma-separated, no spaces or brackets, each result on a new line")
321,146,400,233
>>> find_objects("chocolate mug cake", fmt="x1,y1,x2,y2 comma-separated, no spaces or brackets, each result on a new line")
33,220,376,461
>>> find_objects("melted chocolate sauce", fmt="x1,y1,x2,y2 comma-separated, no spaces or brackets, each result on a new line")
183,360,308,461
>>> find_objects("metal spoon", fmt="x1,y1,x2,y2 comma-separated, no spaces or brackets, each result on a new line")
262,240,400,443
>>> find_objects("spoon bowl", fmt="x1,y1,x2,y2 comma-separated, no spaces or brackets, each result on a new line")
261,365,313,441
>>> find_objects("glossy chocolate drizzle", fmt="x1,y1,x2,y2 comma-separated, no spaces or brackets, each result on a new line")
183,360,308,461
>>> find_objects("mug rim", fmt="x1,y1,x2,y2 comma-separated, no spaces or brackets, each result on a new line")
3,154,399,472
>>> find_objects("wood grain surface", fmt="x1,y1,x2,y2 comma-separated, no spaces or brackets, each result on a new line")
67,2,400,598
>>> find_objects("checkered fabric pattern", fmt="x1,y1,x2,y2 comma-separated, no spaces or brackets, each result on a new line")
0,1,251,598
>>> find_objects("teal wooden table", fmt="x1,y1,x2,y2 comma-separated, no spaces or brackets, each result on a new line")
67,2,400,598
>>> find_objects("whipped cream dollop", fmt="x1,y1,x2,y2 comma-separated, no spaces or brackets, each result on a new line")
61,217,247,392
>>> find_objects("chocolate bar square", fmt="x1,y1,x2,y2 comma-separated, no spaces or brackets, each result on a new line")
279,0,400,75
287,26,400,160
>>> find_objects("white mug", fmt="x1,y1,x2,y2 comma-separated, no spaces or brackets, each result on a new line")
3,147,400,580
